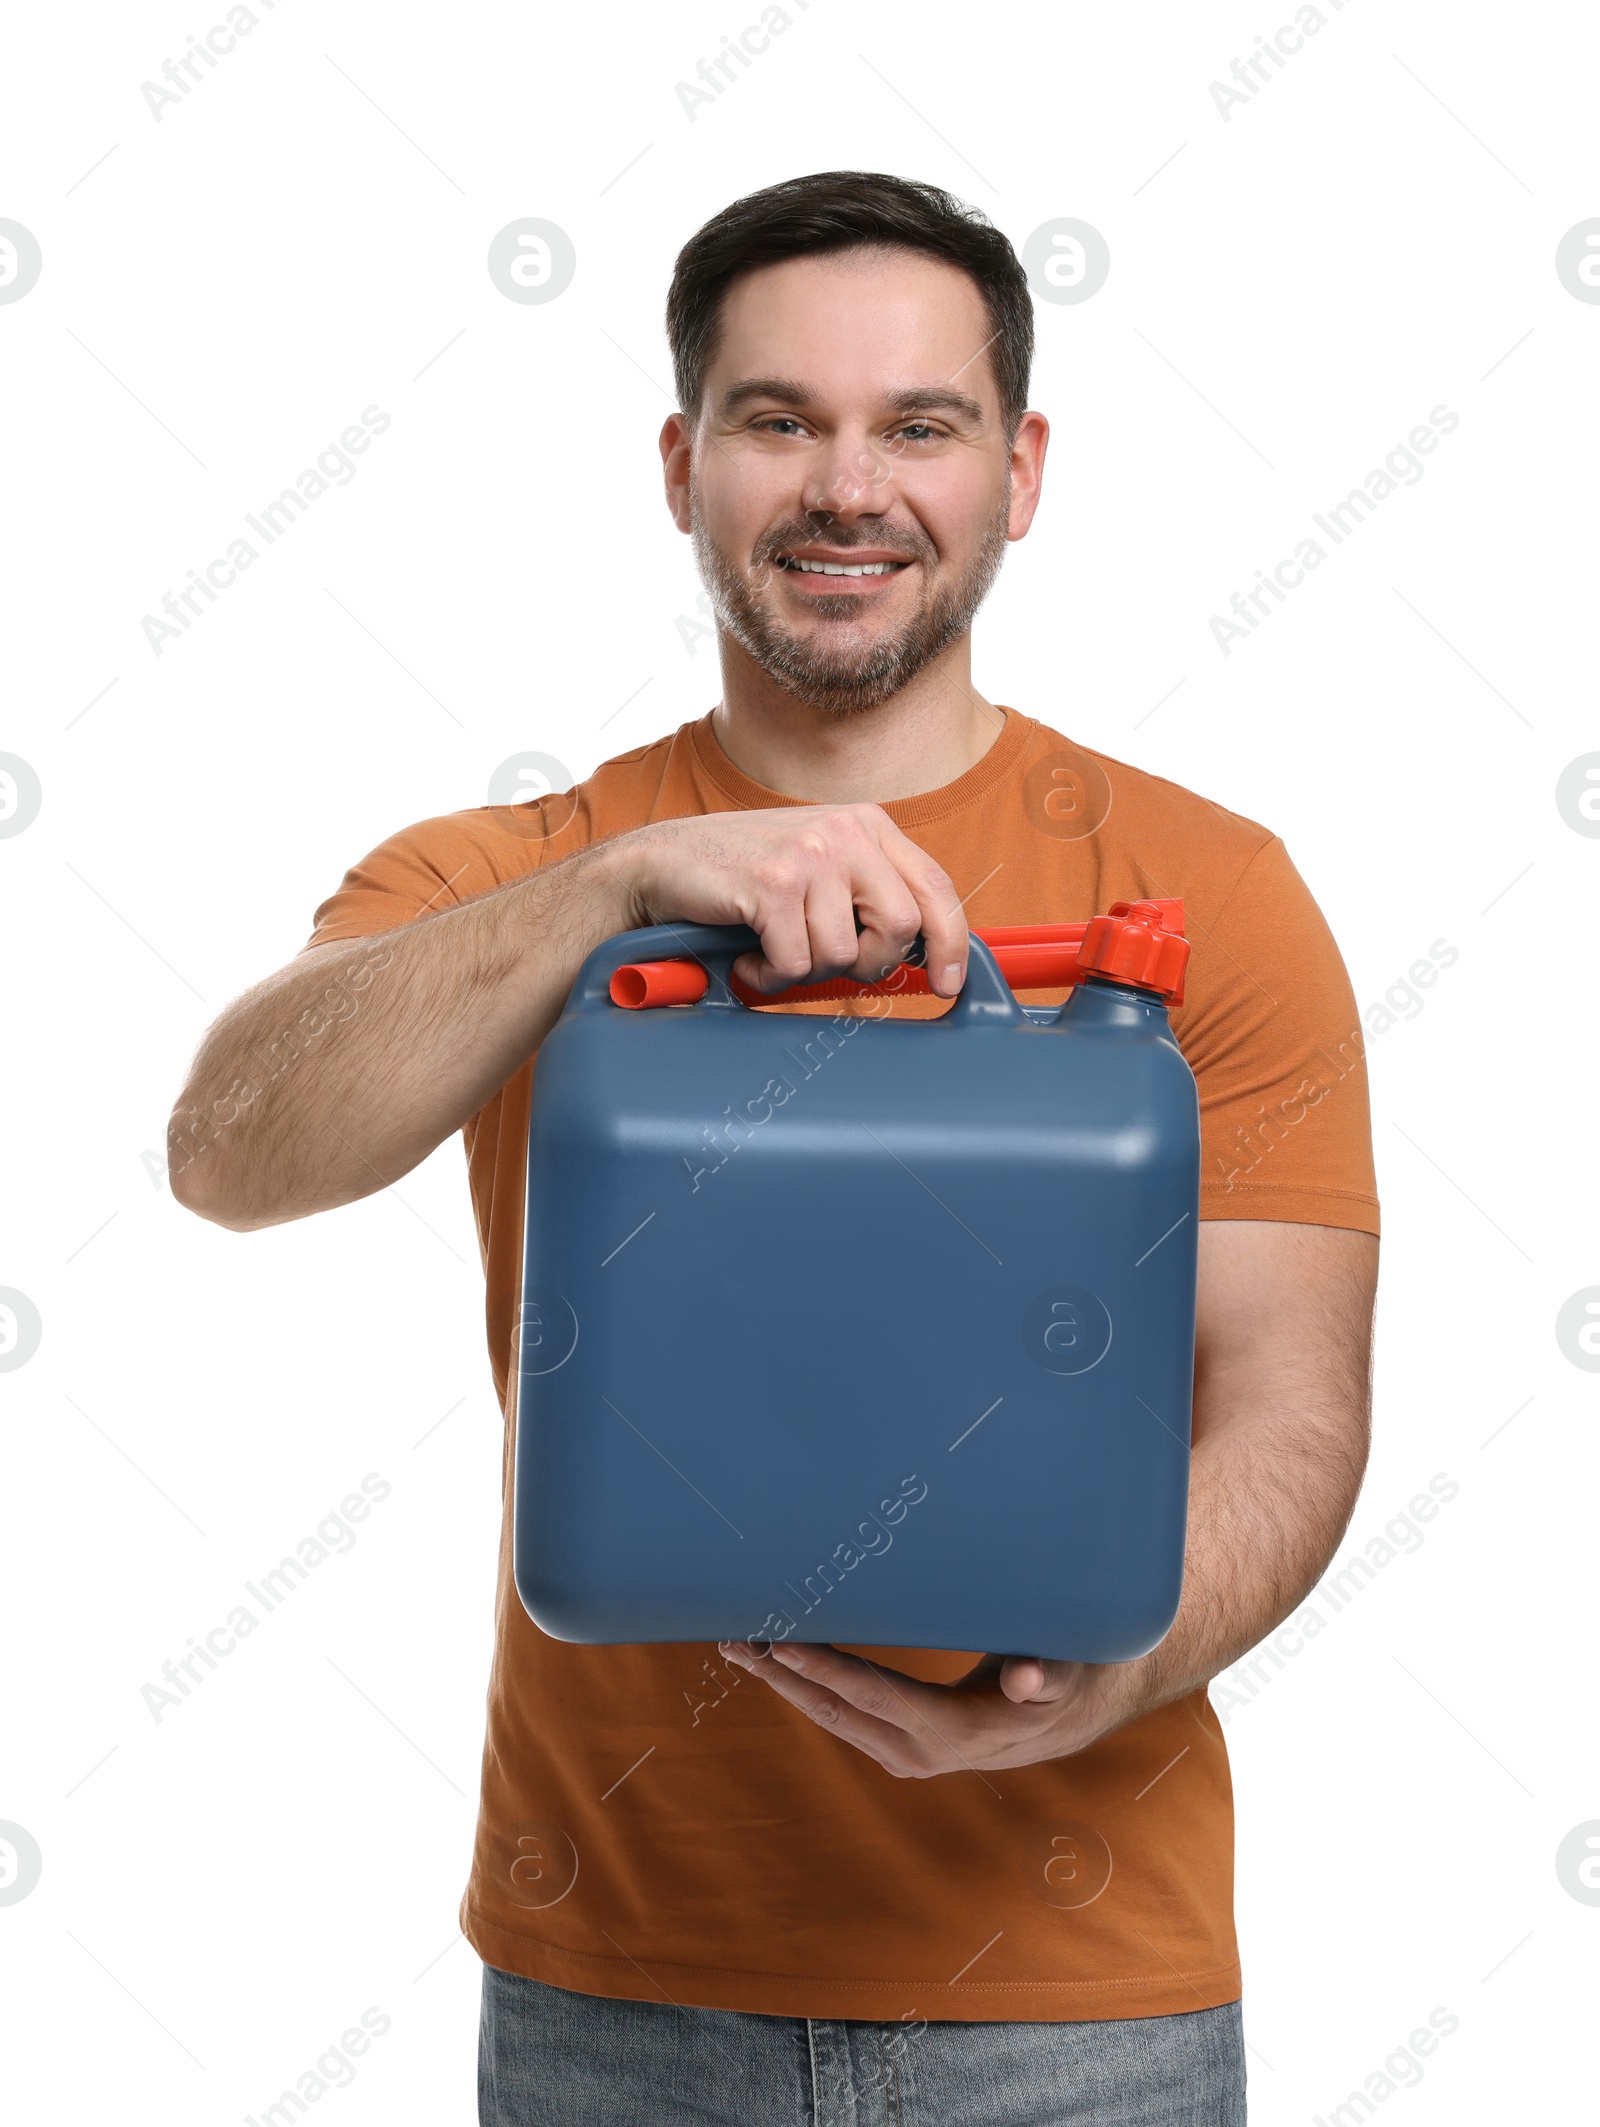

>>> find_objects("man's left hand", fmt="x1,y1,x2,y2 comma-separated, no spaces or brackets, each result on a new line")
716,1641,1143,1775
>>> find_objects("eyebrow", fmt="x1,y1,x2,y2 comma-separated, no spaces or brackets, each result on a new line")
715,376,988,426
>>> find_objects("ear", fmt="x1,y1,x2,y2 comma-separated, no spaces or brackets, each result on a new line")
1006,409,1051,542
660,411,694,534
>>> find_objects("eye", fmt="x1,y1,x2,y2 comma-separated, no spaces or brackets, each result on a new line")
893,421,943,444
755,416,810,436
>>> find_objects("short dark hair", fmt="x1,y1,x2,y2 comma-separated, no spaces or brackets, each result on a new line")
665,170,1034,441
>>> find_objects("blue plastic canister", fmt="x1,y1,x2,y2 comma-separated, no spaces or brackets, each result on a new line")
513,904,1199,1662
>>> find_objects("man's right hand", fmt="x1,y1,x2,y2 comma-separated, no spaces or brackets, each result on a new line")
608,802,969,999
169,801,968,1232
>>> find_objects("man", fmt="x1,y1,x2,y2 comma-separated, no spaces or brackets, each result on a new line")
171,171,1379,2125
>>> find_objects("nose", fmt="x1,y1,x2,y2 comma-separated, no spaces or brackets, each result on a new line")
801,428,902,520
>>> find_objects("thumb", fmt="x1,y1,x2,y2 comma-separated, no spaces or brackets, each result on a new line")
1000,1656,1079,1703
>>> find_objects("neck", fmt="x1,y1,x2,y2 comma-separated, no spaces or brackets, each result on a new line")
708,633,1006,803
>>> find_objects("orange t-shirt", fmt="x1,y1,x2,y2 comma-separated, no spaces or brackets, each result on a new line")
306,706,1379,2023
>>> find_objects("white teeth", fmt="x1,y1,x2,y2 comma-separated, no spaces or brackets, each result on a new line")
785,558,902,576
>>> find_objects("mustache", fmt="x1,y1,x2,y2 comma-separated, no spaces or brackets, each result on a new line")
758,526,931,565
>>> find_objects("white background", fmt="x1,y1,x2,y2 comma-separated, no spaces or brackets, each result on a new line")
3,2,1597,2121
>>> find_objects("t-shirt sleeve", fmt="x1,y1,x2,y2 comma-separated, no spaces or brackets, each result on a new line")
1179,835,1379,1235
300,813,517,951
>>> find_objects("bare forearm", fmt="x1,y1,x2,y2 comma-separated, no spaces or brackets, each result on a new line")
169,835,636,1229
1107,1404,1368,1723
1093,1222,1379,1732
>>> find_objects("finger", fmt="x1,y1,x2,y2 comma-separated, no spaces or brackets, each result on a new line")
866,818,969,999
719,1643,930,1773
731,871,817,994
735,817,886,992
742,838,921,992
835,826,951,989
999,1657,1082,1704
766,1644,1007,1776
1001,1658,1047,1702
793,1647,1044,1775
831,858,927,988
949,1654,1074,1707
805,873,878,985
766,1643,937,1728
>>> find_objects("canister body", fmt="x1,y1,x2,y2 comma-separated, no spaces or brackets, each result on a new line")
514,937,1200,1662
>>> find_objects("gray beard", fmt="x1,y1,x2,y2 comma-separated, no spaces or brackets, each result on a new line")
689,492,1010,718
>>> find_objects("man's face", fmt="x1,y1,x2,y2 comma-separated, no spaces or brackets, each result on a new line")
664,247,1043,716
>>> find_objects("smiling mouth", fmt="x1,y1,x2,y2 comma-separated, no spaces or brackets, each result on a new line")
774,555,913,578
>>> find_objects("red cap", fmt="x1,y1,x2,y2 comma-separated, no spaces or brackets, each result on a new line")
1077,898,1189,1006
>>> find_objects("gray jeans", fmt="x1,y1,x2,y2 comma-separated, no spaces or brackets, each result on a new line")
478,1965,1246,2125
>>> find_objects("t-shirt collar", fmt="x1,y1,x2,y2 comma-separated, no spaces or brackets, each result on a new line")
688,703,1035,831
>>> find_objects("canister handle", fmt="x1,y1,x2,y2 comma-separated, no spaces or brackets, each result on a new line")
941,937,1025,1025
567,921,761,1013
566,923,1022,1024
